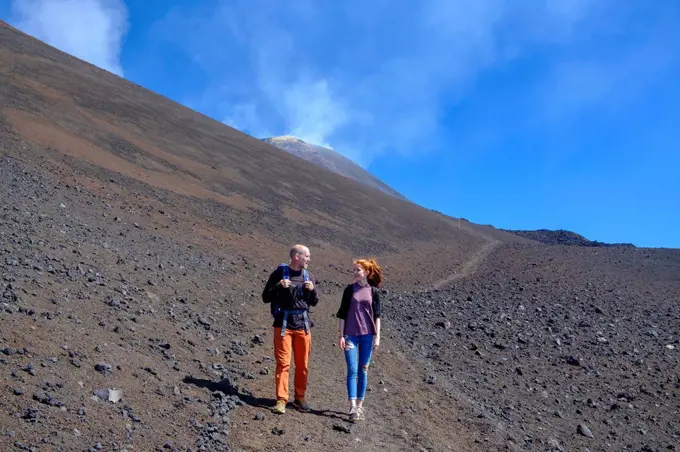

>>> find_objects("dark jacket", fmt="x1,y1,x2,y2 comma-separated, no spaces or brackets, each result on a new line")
262,265,319,330
336,283,381,320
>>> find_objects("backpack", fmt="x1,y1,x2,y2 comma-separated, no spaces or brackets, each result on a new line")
270,263,309,318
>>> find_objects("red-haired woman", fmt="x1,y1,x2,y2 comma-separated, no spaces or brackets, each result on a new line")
336,258,383,422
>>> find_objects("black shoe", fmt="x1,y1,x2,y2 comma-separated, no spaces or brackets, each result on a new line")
292,398,310,412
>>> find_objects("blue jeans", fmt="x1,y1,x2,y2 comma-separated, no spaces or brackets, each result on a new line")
344,334,374,400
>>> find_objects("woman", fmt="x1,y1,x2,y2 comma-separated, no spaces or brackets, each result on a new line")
336,258,382,422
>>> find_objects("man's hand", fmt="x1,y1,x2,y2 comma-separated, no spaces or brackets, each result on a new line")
303,281,315,291
338,336,346,350
373,335,380,350
280,279,291,288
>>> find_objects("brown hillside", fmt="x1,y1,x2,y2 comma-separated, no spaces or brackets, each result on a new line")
0,20,505,451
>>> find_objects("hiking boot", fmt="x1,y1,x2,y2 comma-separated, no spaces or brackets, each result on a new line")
357,406,365,420
348,407,358,422
292,398,311,413
273,399,286,414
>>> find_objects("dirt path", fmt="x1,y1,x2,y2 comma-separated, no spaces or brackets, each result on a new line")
225,241,510,451
430,240,500,290
225,282,503,451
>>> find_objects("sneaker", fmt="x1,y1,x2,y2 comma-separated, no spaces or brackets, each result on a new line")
348,407,358,422
357,406,365,420
273,399,286,414
292,398,311,413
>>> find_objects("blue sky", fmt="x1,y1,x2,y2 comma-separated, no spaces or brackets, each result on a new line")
2,0,679,248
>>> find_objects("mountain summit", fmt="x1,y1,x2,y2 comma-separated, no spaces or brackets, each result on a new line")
262,136,406,200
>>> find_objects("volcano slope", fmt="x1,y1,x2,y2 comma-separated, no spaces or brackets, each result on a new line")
0,20,523,451
394,244,680,451
1,20,679,452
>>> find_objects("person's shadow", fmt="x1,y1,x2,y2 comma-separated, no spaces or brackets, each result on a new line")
182,375,347,421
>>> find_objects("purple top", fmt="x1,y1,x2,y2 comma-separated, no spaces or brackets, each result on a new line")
343,283,376,336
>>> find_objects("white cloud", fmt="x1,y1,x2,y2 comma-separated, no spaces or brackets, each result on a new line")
152,0,672,166
10,0,128,76
281,78,350,149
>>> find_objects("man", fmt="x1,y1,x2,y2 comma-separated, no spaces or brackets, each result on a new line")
262,244,319,414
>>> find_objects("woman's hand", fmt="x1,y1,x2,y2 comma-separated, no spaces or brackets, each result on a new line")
373,335,380,350
338,336,346,350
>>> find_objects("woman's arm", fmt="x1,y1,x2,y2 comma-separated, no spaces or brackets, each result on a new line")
373,318,381,349
372,287,381,349
338,318,346,349
336,285,352,319
336,286,352,350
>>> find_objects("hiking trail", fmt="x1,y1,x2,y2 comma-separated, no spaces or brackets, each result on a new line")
430,239,500,290
225,241,508,451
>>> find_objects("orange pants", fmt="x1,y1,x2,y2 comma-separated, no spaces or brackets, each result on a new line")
273,327,311,401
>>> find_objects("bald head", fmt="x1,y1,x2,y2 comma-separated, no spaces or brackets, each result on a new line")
290,244,309,258
289,244,311,270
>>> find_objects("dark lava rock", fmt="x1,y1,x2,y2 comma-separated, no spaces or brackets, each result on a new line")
577,424,594,439
22,408,41,422
95,362,113,376
564,356,581,366
32,390,63,407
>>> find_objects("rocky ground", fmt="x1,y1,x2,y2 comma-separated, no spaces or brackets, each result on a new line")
2,19,680,452
393,244,680,451
0,154,498,451
0,154,260,451
3,151,679,452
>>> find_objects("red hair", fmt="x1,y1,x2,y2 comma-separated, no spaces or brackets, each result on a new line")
354,258,383,288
